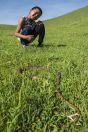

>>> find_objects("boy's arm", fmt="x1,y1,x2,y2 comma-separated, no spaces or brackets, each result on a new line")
15,17,34,40
15,16,26,39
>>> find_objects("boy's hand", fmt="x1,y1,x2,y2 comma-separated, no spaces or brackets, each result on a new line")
25,35,34,42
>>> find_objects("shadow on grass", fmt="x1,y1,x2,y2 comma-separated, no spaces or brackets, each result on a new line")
57,44,67,47
44,44,67,48
22,43,67,48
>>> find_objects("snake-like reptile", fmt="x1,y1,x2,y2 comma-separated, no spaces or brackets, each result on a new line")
55,72,80,125
17,65,47,74
17,65,80,126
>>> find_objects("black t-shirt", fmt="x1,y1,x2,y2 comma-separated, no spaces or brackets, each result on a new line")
22,17,37,30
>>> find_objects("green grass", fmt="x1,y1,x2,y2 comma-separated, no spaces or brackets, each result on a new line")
0,6,88,132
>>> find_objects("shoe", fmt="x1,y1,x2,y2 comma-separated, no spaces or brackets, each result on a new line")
37,43,43,47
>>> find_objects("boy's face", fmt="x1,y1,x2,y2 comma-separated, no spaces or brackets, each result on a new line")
28,8,41,20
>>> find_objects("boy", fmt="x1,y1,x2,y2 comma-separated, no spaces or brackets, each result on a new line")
15,6,45,47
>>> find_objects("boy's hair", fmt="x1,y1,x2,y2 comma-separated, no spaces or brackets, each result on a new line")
31,6,42,16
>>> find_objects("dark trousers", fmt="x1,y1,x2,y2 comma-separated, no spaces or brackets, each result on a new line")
20,21,45,46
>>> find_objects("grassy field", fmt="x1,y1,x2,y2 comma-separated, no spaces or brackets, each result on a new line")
0,6,88,132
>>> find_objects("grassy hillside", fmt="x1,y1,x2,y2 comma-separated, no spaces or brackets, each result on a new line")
0,6,88,131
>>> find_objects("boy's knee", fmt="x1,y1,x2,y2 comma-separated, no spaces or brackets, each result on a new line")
37,21,45,28
21,27,28,35
37,21,43,25
21,26,32,35
35,21,45,33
